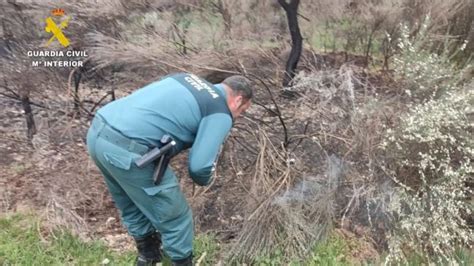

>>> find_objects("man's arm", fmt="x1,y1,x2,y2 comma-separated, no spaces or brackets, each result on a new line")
188,113,232,186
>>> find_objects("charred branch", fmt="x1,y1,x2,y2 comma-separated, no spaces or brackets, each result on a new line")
20,94,36,140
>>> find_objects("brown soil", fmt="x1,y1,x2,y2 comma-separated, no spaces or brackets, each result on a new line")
0,86,250,249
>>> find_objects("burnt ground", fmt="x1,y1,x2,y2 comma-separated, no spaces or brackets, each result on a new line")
0,84,252,252
0,53,393,261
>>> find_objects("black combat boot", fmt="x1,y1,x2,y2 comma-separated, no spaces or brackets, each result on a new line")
171,253,193,266
134,232,163,266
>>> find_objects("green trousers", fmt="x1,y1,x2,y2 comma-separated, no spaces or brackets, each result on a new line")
86,116,193,260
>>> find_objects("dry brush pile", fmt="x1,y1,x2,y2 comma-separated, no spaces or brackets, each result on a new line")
225,56,472,264
225,65,397,262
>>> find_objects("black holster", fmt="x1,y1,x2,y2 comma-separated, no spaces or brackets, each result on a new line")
135,135,176,185
152,151,171,185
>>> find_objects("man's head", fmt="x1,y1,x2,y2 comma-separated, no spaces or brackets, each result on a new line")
222,75,253,119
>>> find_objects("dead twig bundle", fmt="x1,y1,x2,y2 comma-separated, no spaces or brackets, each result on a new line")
227,127,293,261
228,127,342,262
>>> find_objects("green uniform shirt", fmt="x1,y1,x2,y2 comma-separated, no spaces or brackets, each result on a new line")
97,73,233,186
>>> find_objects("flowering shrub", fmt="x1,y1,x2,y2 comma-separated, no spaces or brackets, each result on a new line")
382,16,473,264
392,17,468,99
382,84,473,264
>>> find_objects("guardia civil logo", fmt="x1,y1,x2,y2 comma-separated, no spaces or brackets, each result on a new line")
44,8,70,47
26,8,88,68
26,8,87,68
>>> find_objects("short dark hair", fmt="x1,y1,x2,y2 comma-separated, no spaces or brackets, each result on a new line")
222,75,253,100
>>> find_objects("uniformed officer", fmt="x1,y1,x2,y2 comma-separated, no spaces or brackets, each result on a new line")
86,73,252,265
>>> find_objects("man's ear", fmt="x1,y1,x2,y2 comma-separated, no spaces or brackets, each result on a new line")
235,95,243,107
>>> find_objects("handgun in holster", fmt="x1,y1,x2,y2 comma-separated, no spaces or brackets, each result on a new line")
135,135,176,185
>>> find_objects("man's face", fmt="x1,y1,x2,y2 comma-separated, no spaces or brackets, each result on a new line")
228,95,251,119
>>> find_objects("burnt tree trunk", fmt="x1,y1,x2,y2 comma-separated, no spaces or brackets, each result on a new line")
73,69,82,114
20,94,36,140
278,0,303,87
